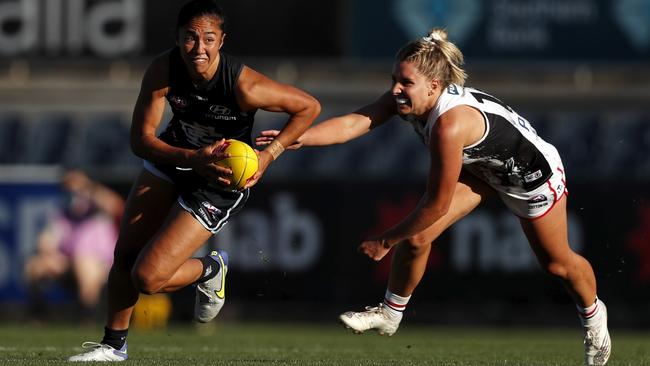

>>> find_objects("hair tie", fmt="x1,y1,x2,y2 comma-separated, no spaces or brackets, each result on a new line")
422,36,436,45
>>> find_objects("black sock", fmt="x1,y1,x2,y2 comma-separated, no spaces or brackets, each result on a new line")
101,326,128,350
196,255,220,284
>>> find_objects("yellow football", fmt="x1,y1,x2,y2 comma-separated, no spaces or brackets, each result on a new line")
215,139,258,189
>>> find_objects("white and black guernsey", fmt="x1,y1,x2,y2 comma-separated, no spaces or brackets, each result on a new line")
159,47,255,149
408,84,557,195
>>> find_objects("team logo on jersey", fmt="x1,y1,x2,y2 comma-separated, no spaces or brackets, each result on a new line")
209,105,231,115
169,95,188,109
196,201,222,226
528,194,547,204
447,84,460,95
524,170,543,183
191,93,208,101
202,201,222,216
179,120,219,147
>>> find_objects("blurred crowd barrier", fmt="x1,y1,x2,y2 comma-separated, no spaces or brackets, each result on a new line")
0,0,649,327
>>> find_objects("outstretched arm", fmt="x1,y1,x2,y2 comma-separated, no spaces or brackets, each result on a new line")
256,91,397,149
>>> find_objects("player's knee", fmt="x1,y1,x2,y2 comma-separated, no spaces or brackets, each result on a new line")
406,233,432,250
131,266,165,295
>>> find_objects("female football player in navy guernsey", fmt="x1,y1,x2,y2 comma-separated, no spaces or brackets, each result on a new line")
258,28,610,365
68,0,320,362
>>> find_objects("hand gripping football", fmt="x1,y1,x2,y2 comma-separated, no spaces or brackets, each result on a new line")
215,139,259,189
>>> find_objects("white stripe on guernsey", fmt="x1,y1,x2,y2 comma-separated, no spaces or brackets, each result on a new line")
178,197,213,232
213,191,245,233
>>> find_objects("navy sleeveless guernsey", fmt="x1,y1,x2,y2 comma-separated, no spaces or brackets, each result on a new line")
159,47,256,148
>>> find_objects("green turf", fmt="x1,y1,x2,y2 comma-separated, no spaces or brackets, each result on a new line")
0,322,648,365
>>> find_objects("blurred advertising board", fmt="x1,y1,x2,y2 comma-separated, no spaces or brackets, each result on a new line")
0,173,60,300
1,0,648,61
196,182,649,319
348,0,650,61
0,0,343,59
0,0,147,58
0,177,648,325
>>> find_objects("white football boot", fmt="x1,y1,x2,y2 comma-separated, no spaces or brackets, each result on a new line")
68,342,128,362
339,303,403,336
194,250,228,323
582,299,611,366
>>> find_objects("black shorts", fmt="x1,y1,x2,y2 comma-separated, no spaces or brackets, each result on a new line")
144,160,249,233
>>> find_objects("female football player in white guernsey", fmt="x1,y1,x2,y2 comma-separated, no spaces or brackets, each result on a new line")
68,0,320,362
257,28,610,365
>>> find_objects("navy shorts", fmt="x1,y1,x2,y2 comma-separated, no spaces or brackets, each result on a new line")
144,160,249,233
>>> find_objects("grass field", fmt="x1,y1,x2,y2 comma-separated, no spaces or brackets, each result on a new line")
1,322,649,365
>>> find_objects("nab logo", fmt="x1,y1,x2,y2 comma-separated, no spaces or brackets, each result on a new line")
209,105,231,115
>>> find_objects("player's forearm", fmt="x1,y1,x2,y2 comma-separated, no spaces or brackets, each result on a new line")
264,98,321,159
277,103,320,147
382,196,448,245
130,133,196,168
301,114,370,146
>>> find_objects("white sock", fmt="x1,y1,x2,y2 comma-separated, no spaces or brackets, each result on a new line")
383,289,410,318
577,297,601,326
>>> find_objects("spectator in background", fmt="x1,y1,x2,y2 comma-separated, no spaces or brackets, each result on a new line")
24,170,124,320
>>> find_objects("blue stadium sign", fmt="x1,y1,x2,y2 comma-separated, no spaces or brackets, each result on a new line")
350,0,650,61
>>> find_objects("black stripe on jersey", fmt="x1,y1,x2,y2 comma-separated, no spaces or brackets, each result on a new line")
464,112,551,191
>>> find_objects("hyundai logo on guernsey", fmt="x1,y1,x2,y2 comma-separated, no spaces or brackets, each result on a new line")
208,105,237,121
209,105,231,114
